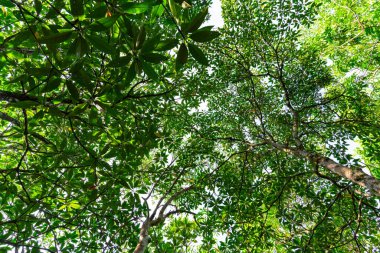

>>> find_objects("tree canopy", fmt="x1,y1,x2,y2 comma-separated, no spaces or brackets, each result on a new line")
0,0,379,252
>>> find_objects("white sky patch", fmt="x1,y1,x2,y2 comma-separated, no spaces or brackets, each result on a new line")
204,0,224,28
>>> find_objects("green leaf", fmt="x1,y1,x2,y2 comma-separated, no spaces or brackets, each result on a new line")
122,2,154,14
185,8,208,33
108,55,132,67
141,61,159,80
70,0,84,17
42,77,61,93
34,0,42,15
68,103,87,117
188,43,208,65
141,35,161,53
168,0,180,21
155,39,179,51
141,53,168,63
190,30,220,42
126,61,137,84
66,81,80,101
38,31,73,44
86,34,114,54
150,5,164,23
135,25,146,50
176,43,188,70
88,16,119,31
0,0,14,7
10,100,39,109
67,36,89,57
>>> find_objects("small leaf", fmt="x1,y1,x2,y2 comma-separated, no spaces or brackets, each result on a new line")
188,43,208,65
108,55,132,67
190,30,220,42
141,61,159,80
42,77,61,93
186,8,208,33
176,43,188,70
70,0,84,17
155,39,179,51
141,53,168,63
86,34,114,54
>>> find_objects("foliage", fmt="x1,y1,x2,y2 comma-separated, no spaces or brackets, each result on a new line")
0,0,379,252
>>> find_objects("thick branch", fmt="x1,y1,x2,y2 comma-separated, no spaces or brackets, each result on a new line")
269,141,380,196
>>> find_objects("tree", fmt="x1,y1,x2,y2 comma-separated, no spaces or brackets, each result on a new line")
0,0,379,252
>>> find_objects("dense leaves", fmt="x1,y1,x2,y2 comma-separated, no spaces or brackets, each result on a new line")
0,0,379,252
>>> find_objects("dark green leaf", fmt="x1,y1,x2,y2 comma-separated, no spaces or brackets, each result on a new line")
141,35,161,53
108,55,132,67
88,16,119,31
126,61,137,84
135,25,146,50
188,43,208,65
155,39,179,51
66,81,80,101
190,30,220,42
185,8,208,33
86,34,114,54
42,77,61,93
0,0,14,7
141,53,168,63
38,31,73,44
141,61,159,80
68,36,89,57
70,0,84,17
176,43,188,70
34,0,42,15
10,100,39,108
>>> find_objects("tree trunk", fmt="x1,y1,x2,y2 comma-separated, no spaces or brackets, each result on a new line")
133,220,150,253
270,142,380,196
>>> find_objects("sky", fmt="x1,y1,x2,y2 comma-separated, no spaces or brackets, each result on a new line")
205,0,224,28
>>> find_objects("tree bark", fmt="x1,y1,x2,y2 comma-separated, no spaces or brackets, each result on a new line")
270,142,380,196
133,220,150,253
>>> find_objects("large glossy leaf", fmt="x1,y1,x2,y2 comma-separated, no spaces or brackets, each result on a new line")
184,8,208,34
38,31,73,44
188,43,208,65
176,43,188,70
86,34,114,54
190,30,220,42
